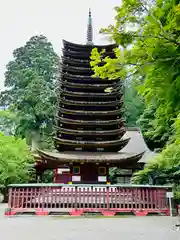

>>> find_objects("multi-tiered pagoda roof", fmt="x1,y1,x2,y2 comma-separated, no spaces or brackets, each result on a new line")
37,9,144,170
55,39,128,152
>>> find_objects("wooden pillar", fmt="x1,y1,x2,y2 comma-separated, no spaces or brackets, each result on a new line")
53,168,58,183
106,165,110,183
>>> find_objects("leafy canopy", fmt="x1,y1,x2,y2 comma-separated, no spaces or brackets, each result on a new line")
0,132,34,186
91,0,180,148
91,0,180,196
132,142,180,183
0,110,17,135
132,114,180,198
0,35,60,147
124,79,145,127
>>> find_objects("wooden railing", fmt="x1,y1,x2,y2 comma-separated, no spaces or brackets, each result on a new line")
5,184,172,216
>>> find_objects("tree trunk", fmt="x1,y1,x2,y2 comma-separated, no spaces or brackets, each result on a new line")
31,130,41,152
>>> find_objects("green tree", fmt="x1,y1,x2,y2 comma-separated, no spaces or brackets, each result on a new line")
91,0,180,149
0,35,60,150
132,142,180,184
124,78,145,126
137,104,169,150
0,110,17,135
0,132,34,187
132,141,180,199
132,115,180,199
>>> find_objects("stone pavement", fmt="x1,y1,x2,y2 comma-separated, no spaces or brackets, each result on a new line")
0,204,179,240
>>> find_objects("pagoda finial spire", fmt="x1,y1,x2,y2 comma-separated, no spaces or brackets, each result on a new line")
86,8,93,45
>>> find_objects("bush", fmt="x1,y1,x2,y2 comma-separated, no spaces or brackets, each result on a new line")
0,132,34,187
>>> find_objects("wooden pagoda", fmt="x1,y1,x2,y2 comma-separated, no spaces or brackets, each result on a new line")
5,10,171,218
36,9,144,184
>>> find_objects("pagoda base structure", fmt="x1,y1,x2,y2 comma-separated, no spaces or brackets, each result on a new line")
34,127,155,185
34,149,144,184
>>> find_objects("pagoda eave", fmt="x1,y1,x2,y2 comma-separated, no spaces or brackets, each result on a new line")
62,56,90,67
61,64,93,73
55,116,125,126
59,90,122,98
54,137,129,148
37,149,144,166
63,39,118,51
60,81,121,89
59,99,123,107
55,126,126,136
62,49,116,59
57,107,124,116
60,72,119,83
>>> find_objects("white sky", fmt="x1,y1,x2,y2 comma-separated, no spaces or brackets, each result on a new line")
0,0,121,90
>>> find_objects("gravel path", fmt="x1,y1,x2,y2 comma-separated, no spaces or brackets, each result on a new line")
0,204,179,240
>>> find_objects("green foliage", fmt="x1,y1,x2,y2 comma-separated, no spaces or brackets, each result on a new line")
124,79,145,126
133,109,180,198
174,184,180,200
132,142,180,184
109,167,118,184
0,35,60,148
43,170,54,183
0,132,34,186
137,104,171,150
0,110,17,135
91,0,180,149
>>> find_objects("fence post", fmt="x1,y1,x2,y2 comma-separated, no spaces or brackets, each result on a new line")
106,186,110,210
8,188,12,208
75,186,78,210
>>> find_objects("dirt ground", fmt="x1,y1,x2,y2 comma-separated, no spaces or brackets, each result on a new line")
0,204,179,240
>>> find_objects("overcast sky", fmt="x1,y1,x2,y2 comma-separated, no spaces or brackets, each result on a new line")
0,0,121,89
